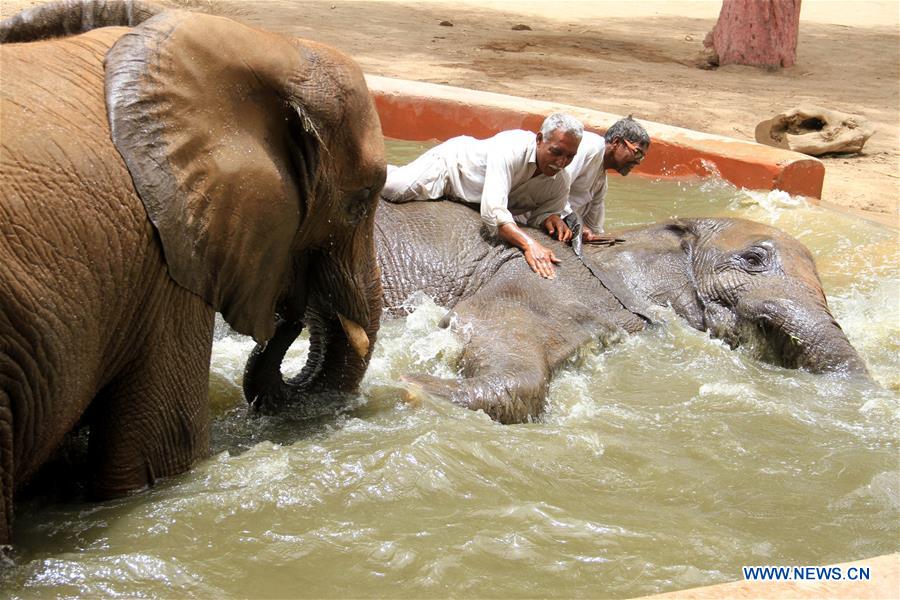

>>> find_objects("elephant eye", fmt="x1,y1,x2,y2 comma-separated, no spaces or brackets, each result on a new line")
736,245,773,272
343,187,373,225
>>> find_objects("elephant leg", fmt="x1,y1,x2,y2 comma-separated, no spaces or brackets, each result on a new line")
404,297,604,424
87,301,213,499
404,326,550,424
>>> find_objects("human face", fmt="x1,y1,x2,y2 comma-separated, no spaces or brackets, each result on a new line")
610,137,648,176
623,138,645,163
535,129,580,177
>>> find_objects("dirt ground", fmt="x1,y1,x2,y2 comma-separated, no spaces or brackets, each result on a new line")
3,0,898,227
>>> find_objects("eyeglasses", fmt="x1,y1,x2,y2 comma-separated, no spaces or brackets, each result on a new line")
622,138,645,163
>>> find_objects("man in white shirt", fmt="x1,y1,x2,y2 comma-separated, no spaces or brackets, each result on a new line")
562,116,650,242
381,113,583,279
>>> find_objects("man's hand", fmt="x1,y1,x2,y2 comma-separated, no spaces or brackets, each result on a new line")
581,227,601,242
583,228,617,242
583,228,626,245
543,214,572,242
523,240,561,279
498,222,561,279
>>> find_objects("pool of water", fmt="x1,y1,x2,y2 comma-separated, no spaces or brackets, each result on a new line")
4,141,898,598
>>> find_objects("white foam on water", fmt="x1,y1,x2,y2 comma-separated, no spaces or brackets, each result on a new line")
364,292,463,389
739,188,808,211
829,279,900,390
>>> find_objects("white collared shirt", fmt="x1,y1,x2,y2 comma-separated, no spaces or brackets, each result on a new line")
562,131,608,232
433,130,571,229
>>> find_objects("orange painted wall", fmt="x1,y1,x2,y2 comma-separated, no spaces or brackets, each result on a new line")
366,76,824,199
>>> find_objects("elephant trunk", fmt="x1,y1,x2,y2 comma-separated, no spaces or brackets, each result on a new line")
242,316,305,411
243,240,382,413
740,293,869,377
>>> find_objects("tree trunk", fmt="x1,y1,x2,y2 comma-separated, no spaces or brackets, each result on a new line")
704,0,802,68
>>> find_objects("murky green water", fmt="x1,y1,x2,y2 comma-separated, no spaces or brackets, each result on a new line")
4,141,898,598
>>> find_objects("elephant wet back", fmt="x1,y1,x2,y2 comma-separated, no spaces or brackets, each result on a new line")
376,199,521,315
0,31,212,517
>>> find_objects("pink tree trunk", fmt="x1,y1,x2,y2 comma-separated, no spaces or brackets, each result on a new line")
704,0,802,67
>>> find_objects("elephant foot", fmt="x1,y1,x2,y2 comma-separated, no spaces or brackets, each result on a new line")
398,378,426,409
399,373,545,424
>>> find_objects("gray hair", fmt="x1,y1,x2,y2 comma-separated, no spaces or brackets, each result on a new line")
605,115,650,147
540,113,584,140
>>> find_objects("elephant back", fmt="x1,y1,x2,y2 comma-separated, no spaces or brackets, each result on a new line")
374,198,640,335
1,27,134,192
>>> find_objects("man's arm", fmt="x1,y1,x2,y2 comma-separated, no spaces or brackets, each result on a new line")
479,143,519,229
479,138,561,278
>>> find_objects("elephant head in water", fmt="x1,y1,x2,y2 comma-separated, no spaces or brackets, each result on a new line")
0,2,384,543
616,218,869,374
247,200,870,424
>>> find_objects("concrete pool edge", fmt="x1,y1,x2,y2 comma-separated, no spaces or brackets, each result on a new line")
366,75,825,199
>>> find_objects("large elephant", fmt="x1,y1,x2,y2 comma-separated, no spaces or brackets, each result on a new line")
0,2,385,543
246,199,870,424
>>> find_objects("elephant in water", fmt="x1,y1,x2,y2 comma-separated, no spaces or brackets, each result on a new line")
246,200,870,424
0,2,385,543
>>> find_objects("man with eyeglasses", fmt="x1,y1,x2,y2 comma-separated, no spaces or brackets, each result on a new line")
561,116,650,243
381,113,584,279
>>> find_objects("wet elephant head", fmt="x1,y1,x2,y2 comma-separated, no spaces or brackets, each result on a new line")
599,218,868,375
104,12,386,404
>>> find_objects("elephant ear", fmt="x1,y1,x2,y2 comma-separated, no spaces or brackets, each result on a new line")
105,11,317,342
663,219,700,252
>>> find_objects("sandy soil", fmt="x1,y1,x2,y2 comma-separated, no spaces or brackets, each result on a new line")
3,0,897,227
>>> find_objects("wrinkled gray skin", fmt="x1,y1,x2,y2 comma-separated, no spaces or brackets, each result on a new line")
0,1,385,545
248,200,870,424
